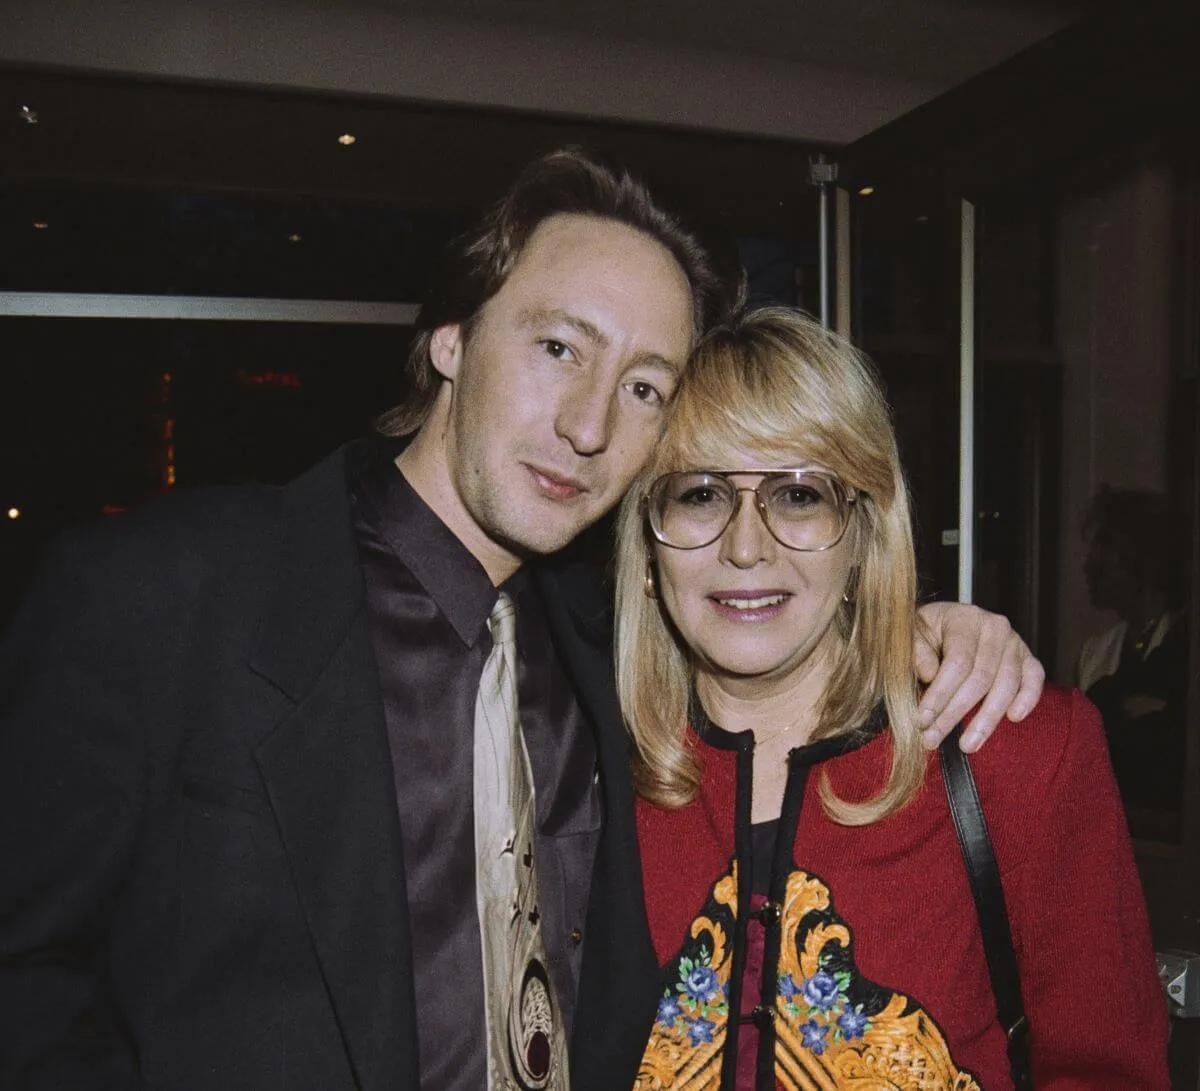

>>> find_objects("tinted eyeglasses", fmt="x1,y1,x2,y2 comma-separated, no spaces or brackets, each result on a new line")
645,469,856,552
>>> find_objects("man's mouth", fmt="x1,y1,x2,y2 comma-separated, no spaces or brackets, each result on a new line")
526,464,587,501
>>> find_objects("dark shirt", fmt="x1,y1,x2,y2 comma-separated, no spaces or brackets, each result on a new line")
1087,618,1188,832
351,460,600,1090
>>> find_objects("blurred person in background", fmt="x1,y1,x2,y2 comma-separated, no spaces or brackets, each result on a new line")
1079,484,1188,837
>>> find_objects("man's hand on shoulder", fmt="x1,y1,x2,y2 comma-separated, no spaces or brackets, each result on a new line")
913,601,1045,753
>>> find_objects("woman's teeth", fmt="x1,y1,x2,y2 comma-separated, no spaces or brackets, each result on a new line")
715,594,787,610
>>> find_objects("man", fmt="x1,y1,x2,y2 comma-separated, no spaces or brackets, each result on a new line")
1078,485,1186,836
0,149,1042,1091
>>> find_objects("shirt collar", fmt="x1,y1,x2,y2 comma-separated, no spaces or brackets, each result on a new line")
353,458,530,647
690,691,887,764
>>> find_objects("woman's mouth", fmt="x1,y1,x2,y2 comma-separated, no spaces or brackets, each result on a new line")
709,592,791,620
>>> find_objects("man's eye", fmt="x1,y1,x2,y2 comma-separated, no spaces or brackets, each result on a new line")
678,487,718,506
627,380,663,406
540,339,573,361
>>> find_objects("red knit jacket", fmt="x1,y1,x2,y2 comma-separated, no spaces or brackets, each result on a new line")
636,686,1169,1089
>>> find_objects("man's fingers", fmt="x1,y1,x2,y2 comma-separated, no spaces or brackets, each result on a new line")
917,649,970,726
913,617,941,686
917,611,1012,749
958,636,1045,749
1008,653,1045,722
920,661,992,748
913,603,1047,750
920,631,1047,751
917,609,1009,713
956,654,1025,751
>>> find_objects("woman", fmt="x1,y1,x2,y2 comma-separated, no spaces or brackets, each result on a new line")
615,307,1168,1088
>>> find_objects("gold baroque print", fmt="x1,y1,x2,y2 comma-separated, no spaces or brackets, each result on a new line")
773,868,980,1090
637,862,981,1089
636,865,738,1089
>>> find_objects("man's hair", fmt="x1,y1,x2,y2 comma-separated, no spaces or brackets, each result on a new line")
614,306,925,826
378,147,744,436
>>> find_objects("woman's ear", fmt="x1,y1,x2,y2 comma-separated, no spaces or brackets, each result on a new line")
429,324,464,381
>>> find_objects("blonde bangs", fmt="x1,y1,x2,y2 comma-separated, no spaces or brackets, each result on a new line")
653,318,900,512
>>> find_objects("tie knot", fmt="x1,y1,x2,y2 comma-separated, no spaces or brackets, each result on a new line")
488,592,517,649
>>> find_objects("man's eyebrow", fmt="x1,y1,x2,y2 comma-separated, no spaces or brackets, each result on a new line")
518,307,609,350
518,306,685,375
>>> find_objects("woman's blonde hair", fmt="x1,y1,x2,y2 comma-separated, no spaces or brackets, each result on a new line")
614,306,923,826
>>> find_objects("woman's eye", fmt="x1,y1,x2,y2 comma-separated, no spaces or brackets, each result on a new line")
781,486,821,507
678,487,717,506
627,380,663,406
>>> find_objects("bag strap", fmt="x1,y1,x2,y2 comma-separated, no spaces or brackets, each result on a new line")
940,726,1033,1089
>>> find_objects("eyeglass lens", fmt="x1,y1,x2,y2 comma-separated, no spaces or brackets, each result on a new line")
651,471,848,550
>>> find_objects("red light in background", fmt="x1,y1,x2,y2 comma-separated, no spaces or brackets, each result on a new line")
236,369,302,390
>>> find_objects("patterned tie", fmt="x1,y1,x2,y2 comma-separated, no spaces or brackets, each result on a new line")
473,592,569,1090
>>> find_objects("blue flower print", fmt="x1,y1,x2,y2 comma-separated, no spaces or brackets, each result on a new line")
779,973,801,1001
687,1017,716,1046
800,1019,830,1055
657,994,682,1027
838,1006,869,1040
684,965,720,1004
802,970,841,1011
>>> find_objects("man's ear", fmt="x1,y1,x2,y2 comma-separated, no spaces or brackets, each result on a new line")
430,324,464,381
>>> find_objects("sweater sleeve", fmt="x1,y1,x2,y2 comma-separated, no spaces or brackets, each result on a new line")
1003,688,1170,1087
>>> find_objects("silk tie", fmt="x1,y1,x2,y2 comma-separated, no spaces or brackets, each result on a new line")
473,592,568,1090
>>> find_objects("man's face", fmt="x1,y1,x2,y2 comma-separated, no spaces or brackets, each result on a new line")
1083,529,1137,613
430,213,695,573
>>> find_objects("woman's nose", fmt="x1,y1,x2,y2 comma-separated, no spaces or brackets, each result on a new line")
718,491,774,567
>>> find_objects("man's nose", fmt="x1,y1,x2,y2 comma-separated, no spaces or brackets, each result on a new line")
556,379,614,456
719,492,774,568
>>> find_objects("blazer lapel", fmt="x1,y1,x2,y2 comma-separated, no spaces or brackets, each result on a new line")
249,444,418,1091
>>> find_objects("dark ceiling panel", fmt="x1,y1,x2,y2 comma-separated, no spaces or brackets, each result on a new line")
0,66,825,237
841,3,1198,199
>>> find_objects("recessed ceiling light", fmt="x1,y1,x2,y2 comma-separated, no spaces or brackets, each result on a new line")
337,133,356,146
288,233,302,243
18,105,38,125
916,214,930,223
858,186,875,197
6,508,20,520
32,221,48,230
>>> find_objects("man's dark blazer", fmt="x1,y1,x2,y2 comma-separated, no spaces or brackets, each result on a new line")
0,442,659,1090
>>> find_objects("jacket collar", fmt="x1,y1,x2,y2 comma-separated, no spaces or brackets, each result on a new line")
249,438,388,701
249,438,420,1090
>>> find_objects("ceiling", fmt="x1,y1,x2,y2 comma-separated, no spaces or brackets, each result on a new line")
340,0,1086,85
0,0,1086,145
7,0,1182,241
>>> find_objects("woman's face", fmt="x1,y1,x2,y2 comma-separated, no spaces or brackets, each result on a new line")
651,455,858,699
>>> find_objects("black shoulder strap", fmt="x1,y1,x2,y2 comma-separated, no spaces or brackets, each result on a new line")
940,726,1033,1089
